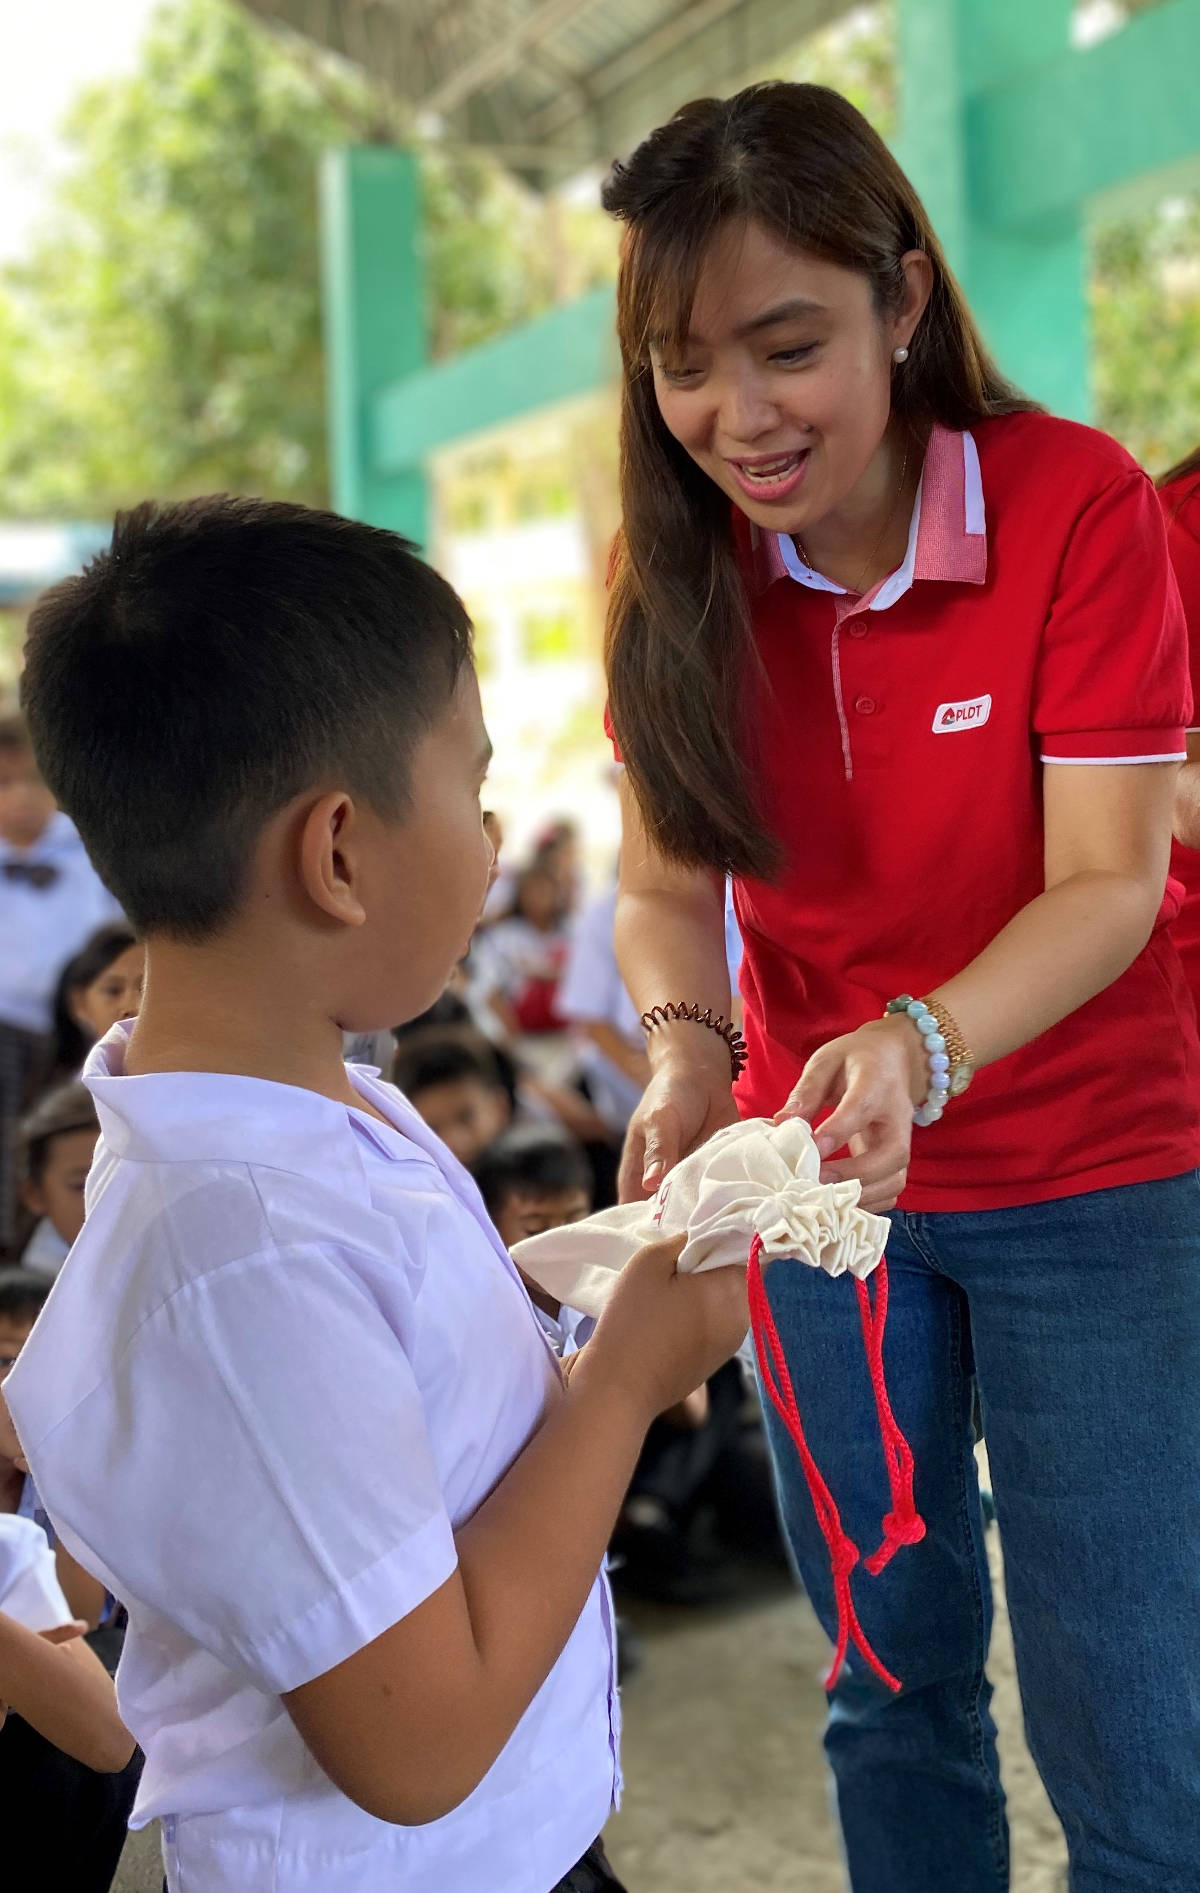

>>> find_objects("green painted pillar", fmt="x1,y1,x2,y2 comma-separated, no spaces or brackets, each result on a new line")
319,146,429,544
894,0,1089,420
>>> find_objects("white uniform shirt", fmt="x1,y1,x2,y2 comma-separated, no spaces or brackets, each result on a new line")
20,1217,70,1277
0,1512,72,1630
0,812,122,1033
7,1025,619,1893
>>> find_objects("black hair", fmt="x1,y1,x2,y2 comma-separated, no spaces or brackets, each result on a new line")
46,922,139,1081
392,990,474,1038
0,1266,53,1325
20,496,474,940
472,1123,593,1217
392,1026,505,1100
392,997,521,1108
19,1081,100,1186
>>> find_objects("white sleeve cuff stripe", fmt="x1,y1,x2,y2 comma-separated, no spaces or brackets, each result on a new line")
1040,752,1188,766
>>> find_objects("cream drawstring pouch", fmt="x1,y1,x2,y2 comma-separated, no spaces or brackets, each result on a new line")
513,1114,924,1694
511,1115,890,1318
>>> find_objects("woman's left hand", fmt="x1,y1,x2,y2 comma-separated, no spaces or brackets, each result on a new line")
775,1016,925,1212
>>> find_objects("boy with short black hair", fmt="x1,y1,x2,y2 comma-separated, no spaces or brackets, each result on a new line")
5,496,747,1893
473,1123,593,1249
392,1025,513,1168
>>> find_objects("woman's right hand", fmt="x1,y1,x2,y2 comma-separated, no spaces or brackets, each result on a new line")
618,1037,739,1201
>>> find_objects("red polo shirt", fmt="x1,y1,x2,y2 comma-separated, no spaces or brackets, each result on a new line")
613,414,1200,1211
1161,467,1200,1002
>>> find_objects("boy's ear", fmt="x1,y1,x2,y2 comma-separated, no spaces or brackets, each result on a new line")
298,792,368,929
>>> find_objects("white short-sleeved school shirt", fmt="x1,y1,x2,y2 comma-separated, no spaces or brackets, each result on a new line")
6,1025,620,1893
0,1512,72,1630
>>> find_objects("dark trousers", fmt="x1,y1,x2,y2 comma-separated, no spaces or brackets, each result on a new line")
551,1839,627,1892
0,1710,142,1892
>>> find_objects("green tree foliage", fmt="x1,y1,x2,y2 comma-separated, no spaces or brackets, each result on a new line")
1092,197,1200,477
768,2,896,135
0,0,364,513
1081,1,1200,474
0,0,574,517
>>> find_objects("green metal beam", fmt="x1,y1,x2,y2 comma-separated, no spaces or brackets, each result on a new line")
970,0,1200,232
372,286,618,475
319,146,429,541
895,0,1088,421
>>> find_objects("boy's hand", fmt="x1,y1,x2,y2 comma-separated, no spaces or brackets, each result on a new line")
571,1233,747,1424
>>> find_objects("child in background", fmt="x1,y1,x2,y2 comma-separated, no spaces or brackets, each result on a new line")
0,716,120,1246
9,1082,100,1274
38,922,144,1095
472,1125,596,1334
0,1513,133,1767
0,1266,111,1631
6,496,746,1893
473,1123,592,1249
0,1266,52,1384
0,1510,137,1892
0,1269,55,1540
535,821,582,915
394,1024,615,1189
392,1026,513,1168
473,864,572,1042
1,1272,139,1889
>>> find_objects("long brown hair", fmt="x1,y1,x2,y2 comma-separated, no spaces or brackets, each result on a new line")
602,82,1038,879
1160,445,1200,492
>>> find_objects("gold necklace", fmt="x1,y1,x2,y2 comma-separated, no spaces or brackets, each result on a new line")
796,443,911,596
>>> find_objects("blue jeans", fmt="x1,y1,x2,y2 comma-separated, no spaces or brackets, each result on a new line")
758,1170,1200,1893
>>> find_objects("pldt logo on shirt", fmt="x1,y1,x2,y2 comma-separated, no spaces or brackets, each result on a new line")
932,693,992,734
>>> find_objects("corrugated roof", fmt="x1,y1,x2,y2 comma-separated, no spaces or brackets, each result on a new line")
242,0,848,182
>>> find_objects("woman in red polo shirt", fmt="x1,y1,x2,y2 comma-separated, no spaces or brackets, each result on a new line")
1162,451,1200,991
604,84,1200,1893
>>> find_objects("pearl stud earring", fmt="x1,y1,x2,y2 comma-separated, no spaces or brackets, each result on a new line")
893,345,910,363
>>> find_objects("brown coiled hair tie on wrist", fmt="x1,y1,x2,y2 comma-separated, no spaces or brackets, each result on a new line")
640,1001,749,1080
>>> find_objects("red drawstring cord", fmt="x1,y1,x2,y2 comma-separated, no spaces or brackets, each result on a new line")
747,1233,927,1694
747,1235,901,1693
854,1267,927,1575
